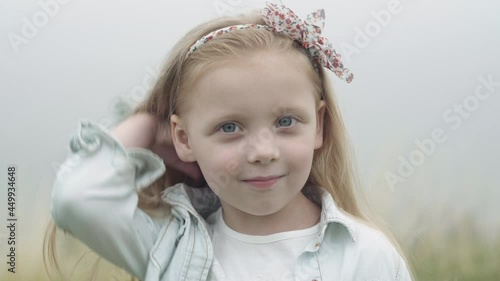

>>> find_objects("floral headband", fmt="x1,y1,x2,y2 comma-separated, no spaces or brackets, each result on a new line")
187,0,354,83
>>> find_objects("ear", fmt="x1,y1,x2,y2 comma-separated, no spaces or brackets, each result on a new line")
314,100,326,150
170,114,196,162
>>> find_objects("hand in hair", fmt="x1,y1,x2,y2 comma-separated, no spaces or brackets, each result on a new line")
111,112,203,186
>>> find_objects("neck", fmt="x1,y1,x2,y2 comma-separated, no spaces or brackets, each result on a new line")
220,191,321,236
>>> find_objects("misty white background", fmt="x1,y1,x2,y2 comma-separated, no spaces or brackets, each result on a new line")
0,0,499,273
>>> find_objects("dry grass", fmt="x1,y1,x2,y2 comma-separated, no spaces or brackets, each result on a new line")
406,214,500,281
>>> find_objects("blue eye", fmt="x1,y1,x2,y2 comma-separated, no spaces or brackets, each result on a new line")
218,116,297,134
220,123,240,133
278,116,297,127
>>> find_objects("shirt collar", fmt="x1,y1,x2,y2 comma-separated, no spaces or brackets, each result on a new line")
161,183,357,242
311,185,358,242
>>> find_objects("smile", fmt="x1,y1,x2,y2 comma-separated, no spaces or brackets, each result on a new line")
242,175,284,190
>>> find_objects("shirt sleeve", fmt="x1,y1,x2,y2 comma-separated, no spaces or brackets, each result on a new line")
50,119,167,280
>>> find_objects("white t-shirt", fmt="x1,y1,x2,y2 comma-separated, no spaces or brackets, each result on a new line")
209,207,321,281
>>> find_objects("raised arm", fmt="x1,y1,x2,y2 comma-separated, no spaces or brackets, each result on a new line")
50,116,168,280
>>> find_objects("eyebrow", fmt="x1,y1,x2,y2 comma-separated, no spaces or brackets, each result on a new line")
211,105,310,123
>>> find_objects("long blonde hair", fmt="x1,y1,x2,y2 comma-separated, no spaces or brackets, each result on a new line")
44,8,415,281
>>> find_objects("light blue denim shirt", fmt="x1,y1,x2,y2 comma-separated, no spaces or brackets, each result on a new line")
50,119,412,281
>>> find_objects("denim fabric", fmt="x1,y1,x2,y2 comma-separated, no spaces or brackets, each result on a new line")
51,119,412,281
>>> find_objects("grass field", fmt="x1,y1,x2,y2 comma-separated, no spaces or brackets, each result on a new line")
407,215,500,281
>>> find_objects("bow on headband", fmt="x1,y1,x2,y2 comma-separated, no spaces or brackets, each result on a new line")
187,0,354,83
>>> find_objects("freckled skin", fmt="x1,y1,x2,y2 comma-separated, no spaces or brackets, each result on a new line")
170,50,326,235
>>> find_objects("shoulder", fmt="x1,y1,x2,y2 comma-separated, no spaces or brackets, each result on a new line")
324,217,398,259
322,217,409,280
355,221,395,251
351,220,409,280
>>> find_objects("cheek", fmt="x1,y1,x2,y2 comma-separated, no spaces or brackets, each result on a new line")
195,144,244,192
282,137,315,170
212,147,243,176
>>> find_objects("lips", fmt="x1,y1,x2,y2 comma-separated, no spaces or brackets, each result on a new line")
242,175,283,181
242,175,284,189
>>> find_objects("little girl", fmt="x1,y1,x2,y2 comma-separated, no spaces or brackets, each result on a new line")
48,1,414,280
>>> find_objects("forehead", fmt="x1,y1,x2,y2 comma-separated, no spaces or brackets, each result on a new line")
184,51,317,115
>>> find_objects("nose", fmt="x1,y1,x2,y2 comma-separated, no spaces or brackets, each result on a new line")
246,130,280,164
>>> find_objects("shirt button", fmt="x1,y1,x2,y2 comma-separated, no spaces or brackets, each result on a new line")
315,242,320,248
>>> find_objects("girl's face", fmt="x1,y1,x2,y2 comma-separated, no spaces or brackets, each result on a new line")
171,50,326,216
